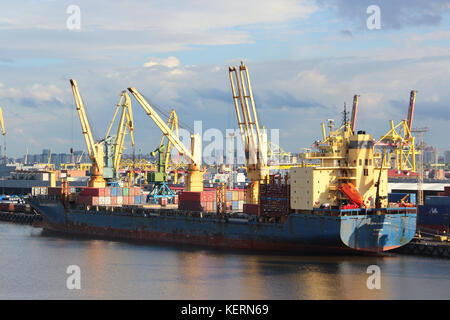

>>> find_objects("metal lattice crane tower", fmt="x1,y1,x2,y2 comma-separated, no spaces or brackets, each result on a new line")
411,127,429,205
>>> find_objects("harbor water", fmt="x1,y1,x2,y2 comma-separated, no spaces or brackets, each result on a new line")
0,222,449,300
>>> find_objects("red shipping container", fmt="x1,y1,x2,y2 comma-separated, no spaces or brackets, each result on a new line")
206,201,214,212
123,196,128,205
48,187,62,196
135,187,142,195
445,186,450,196
179,200,203,211
111,197,117,205
179,192,201,201
243,204,259,215
104,188,111,197
81,187,102,196
129,187,134,196
159,197,168,206
129,196,134,204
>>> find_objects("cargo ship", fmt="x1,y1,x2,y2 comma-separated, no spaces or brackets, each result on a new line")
27,120,417,254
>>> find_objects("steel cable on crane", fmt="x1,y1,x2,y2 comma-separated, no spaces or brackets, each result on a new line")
140,92,193,134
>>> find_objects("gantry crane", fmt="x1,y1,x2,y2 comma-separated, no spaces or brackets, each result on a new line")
70,79,106,188
127,87,204,192
104,90,135,182
376,90,417,172
229,61,268,204
0,107,6,160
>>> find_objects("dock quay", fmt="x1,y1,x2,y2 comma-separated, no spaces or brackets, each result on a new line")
0,211,42,225
393,237,450,258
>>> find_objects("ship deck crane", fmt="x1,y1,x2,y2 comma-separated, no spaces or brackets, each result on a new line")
70,79,106,188
127,87,203,192
229,61,268,204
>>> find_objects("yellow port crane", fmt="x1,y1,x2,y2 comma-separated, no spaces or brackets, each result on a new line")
70,79,107,188
159,109,179,174
377,90,417,172
228,61,268,204
0,107,6,159
104,90,135,180
127,87,204,192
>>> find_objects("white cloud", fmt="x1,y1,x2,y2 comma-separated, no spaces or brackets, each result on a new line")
144,56,180,68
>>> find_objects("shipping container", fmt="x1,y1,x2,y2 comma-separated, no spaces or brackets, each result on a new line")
425,196,450,206
123,188,129,196
117,196,123,205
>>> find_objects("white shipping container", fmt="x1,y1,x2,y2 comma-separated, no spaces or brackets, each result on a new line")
40,187,48,195
238,201,244,210
105,197,111,205
117,196,123,205
32,187,40,196
99,197,105,205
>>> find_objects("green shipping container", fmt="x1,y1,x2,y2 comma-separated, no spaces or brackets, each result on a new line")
123,188,129,196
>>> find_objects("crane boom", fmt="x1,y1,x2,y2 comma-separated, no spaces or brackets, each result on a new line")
127,87,196,163
406,90,417,136
0,107,5,136
70,79,106,187
228,61,268,204
127,87,203,191
159,109,179,172
0,107,6,160
112,91,135,171
350,95,359,133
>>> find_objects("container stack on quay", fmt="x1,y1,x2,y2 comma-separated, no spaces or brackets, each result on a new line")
178,189,245,212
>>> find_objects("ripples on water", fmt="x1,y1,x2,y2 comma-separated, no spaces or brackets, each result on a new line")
0,222,449,299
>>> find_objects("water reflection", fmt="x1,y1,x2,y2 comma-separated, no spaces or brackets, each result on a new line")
0,222,449,299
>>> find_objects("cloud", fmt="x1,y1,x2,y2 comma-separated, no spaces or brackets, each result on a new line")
316,0,450,30
143,56,180,68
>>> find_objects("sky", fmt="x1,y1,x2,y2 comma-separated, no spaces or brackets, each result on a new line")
0,0,449,158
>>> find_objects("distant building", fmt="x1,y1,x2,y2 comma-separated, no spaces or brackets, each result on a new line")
444,150,450,164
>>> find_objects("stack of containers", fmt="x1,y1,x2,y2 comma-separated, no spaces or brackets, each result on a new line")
179,191,216,212
75,186,144,207
178,189,245,212
259,180,290,217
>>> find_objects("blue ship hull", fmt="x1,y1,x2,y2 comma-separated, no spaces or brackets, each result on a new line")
28,197,417,254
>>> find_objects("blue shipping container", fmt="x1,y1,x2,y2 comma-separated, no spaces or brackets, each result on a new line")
425,196,450,206
418,205,450,226
135,196,141,204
